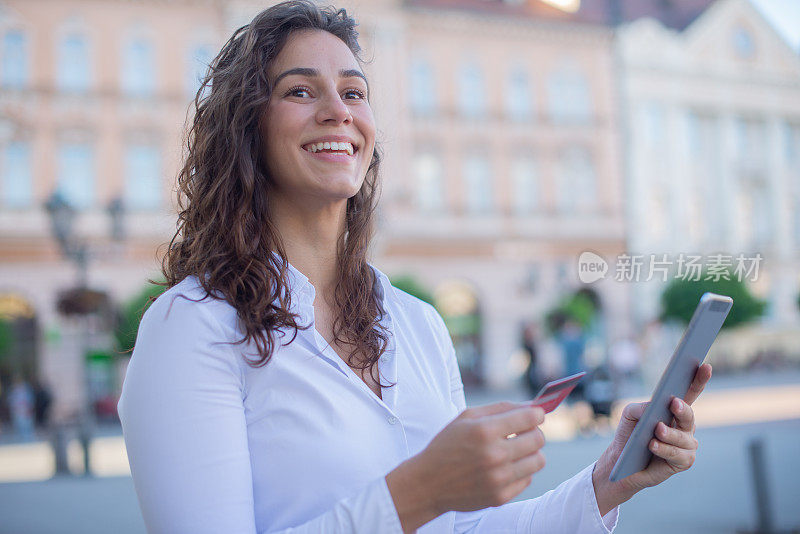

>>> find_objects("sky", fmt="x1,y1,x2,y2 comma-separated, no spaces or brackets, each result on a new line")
749,0,800,51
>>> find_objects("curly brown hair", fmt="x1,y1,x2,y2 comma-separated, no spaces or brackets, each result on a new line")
160,0,392,388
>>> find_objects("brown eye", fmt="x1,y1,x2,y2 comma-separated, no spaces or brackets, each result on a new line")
345,89,366,100
285,85,311,97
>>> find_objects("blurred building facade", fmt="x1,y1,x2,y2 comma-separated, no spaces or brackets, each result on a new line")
348,0,629,388
0,0,796,411
618,0,800,326
0,0,225,420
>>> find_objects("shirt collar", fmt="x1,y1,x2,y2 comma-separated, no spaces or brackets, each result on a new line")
272,251,395,309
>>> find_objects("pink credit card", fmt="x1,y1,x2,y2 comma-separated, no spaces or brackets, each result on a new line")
529,371,586,413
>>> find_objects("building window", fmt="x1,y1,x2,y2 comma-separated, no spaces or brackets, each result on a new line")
733,26,756,59
687,112,723,242
510,155,538,214
785,123,799,171
641,103,665,148
1,141,32,207
794,185,800,248
505,66,532,121
732,117,770,248
458,61,485,118
734,117,767,169
2,30,28,88
57,32,90,92
186,44,214,97
410,54,436,116
737,178,772,249
413,151,444,212
125,144,161,210
556,147,596,212
57,143,94,209
547,62,591,124
647,187,667,240
787,124,800,246
464,154,492,213
122,36,155,96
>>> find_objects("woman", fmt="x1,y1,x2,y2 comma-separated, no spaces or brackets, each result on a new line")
118,2,712,533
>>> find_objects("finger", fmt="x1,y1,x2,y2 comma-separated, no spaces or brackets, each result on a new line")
654,421,697,451
612,401,650,448
463,401,529,419
669,397,695,432
505,427,545,461
649,438,695,470
509,450,546,482
684,363,712,405
485,406,544,439
498,470,535,504
622,401,649,424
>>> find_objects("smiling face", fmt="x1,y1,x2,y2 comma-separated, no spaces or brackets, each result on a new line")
260,30,375,206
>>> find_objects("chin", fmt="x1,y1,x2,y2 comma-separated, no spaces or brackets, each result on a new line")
319,178,365,199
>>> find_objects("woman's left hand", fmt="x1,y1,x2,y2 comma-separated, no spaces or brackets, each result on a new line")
591,363,712,515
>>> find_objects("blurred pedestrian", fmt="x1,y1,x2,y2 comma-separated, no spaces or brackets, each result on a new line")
33,378,53,431
558,319,587,403
9,374,34,442
609,336,641,382
584,364,616,434
537,334,564,383
521,322,541,397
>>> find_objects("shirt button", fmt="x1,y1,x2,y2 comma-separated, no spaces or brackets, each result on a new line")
387,416,398,425
380,355,389,363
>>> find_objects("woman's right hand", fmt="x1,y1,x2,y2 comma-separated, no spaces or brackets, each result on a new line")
386,402,546,532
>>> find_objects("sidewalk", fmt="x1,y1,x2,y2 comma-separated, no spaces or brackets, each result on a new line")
0,418,797,534
0,369,798,533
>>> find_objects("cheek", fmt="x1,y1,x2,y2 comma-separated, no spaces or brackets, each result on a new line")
263,103,302,151
359,119,377,161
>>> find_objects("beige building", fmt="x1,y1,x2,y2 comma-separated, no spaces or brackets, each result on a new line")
0,0,225,420
1,0,636,421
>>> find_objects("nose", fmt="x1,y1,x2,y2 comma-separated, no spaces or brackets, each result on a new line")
315,86,352,125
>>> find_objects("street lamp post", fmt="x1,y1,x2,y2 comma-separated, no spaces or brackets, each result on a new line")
44,192,125,477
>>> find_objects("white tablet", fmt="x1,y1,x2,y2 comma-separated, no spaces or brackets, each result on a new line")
609,292,733,482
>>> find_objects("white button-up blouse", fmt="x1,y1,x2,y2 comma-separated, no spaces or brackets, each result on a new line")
118,262,620,533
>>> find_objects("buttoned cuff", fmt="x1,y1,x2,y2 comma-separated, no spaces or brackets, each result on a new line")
586,462,620,533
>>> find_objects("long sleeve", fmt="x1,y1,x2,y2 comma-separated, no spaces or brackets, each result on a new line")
429,308,620,534
118,289,405,534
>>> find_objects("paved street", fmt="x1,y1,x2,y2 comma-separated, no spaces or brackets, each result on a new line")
1,371,799,533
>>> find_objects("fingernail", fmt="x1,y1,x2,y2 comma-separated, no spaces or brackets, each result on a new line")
651,440,658,451
675,399,683,412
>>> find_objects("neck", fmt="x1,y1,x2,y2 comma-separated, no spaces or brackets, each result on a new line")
269,191,347,299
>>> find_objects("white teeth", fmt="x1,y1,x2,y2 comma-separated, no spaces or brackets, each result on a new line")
304,141,355,155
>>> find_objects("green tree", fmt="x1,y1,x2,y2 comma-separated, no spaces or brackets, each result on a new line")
114,282,167,354
390,275,436,308
0,318,12,362
660,271,766,329
545,292,597,335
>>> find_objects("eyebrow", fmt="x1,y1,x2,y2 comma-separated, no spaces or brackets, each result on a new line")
272,67,369,95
